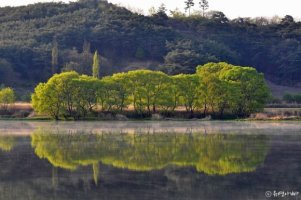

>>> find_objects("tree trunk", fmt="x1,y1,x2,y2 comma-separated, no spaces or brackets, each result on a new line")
153,104,156,113
203,103,207,116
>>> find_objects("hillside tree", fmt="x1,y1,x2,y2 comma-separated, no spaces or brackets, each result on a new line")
184,0,195,16
92,51,100,78
51,40,59,74
199,0,209,17
82,40,92,75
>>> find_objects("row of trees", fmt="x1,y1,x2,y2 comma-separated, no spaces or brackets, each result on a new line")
283,93,301,104
32,62,270,120
184,0,209,16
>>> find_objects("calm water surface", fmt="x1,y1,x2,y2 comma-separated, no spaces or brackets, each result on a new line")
0,121,300,200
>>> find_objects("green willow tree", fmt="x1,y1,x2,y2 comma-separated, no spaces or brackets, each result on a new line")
99,74,131,112
71,75,100,118
220,66,270,116
174,74,201,115
32,71,80,120
127,70,170,113
92,51,100,78
0,87,15,113
157,76,180,112
197,62,269,118
101,73,132,111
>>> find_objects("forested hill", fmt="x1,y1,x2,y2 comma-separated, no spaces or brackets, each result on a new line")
1,0,301,93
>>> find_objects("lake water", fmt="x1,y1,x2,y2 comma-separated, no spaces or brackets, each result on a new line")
0,121,300,200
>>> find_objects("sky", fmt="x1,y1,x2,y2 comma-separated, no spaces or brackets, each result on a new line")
0,0,300,19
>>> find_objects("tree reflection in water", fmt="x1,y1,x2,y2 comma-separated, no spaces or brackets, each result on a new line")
31,128,269,181
0,135,17,152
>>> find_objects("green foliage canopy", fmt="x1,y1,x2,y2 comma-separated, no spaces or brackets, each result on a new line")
32,71,80,120
0,87,15,112
31,62,270,119
197,62,270,117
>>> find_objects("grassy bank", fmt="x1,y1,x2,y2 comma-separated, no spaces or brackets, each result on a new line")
0,102,236,121
1,103,301,121
249,108,301,120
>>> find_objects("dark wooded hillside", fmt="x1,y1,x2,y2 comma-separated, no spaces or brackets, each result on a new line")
0,0,301,97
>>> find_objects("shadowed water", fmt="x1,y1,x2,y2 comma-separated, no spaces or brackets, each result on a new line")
0,121,300,200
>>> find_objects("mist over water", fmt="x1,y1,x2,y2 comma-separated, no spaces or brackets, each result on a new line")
1,121,301,135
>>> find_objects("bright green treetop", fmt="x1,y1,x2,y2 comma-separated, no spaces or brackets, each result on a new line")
197,62,270,117
31,71,80,120
0,87,15,112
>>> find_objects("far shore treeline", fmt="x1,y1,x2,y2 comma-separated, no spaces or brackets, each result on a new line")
31,62,270,120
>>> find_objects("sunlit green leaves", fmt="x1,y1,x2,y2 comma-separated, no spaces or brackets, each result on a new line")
0,87,15,113
31,62,270,119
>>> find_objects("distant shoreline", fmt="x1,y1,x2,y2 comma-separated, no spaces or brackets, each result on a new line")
0,102,301,121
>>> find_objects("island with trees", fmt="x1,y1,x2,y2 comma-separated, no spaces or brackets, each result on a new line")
30,62,270,120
